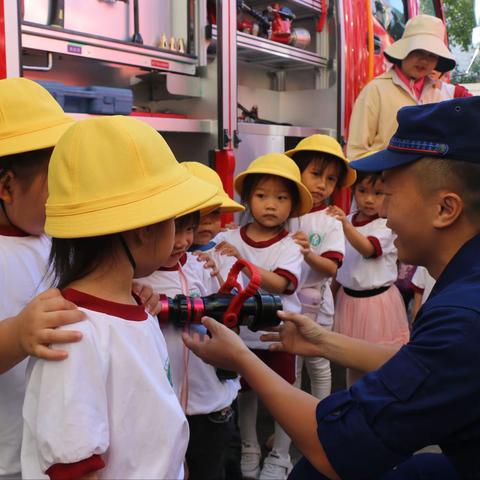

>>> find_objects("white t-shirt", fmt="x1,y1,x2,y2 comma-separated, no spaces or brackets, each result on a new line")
0,228,51,477
219,226,303,349
411,266,436,304
336,214,398,290
288,207,345,324
21,289,188,480
140,253,240,416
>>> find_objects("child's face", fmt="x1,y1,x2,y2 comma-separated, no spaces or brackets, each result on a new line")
194,209,222,245
165,218,196,267
354,177,385,217
301,159,339,207
249,176,293,228
401,49,438,80
0,170,48,235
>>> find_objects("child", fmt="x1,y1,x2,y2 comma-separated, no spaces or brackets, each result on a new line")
21,116,219,479
140,207,243,480
284,134,356,401
0,77,82,479
328,171,410,386
411,266,436,320
347,14,457,160
216,153,312,480
184,161,244,283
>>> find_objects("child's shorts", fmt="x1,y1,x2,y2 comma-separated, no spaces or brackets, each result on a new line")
240,349,295,391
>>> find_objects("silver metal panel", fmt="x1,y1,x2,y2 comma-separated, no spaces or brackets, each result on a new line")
21,24,197,75
238,122,333,137
4,0,21,77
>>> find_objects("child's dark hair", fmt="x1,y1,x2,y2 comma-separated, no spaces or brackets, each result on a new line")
291,151,347,188
0,148,52,190
240,173,300,217
353,170,383,188
50,235,121,290
175,211,200,230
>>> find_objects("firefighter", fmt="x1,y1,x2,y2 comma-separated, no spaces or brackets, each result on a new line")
184,96,480,479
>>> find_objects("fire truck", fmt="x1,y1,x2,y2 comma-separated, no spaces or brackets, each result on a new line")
0,0,447,211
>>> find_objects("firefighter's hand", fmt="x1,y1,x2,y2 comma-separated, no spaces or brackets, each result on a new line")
292,231,311,255
182,317,250,371
193,251,220,277
18,289,85,361
215,241,242,260
132,281,161,315
260,311,326,357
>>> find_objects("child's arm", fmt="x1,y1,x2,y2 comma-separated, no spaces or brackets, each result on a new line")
292,231,338,278
193,251,225,285
216,241,290,294
0,289,84,374
327,206,376,258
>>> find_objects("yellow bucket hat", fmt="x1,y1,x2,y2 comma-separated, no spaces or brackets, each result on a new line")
182,162,244,214
384,15,455,73
234,153,313,217
284,134,356,187
0,77,74,157
46,116,219,238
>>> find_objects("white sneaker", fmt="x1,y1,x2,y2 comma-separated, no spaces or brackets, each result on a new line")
259,451,293,480
241,442,261,479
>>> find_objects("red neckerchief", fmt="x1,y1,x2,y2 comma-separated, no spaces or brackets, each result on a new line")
394,66,426,100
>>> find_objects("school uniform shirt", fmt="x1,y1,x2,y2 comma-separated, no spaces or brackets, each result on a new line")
411,266,436,305
291,234,480,480
140,253,240,416
336,214,397,291
0,227,51,478
220,226,303,349
288,206,345,325
21,289,188,480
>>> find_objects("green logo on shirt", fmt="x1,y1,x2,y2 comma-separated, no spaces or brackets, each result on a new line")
164,359,173,387
309,232,322,247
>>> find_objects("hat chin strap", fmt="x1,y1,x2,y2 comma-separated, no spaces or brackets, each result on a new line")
0,200,13,228
118,234,137,272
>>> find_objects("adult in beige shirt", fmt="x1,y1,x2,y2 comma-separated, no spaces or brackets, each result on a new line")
347,15,456,160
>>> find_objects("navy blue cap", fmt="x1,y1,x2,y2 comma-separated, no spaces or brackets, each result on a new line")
350,96,480,172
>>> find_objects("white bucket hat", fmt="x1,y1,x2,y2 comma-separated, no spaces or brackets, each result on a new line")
384,15,456,73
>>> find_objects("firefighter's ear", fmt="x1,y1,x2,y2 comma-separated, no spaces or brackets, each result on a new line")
0,171,15,204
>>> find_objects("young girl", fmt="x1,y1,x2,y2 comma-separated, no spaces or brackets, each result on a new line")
328,171,410,387
21,116,219,479
139,168,243,480
285,134,356,402
215,153,312,480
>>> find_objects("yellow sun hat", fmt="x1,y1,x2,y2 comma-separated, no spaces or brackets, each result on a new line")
284,134,356,187
182,161,244,214
45,116,219,238
234,153,313,217
0,77,74,157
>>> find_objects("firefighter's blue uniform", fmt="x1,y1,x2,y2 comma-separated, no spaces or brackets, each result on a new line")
290,98,480,480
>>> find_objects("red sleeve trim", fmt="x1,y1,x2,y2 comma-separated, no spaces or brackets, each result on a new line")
410,282,425,295
367,236,382,258
321,251,344,268
273,268,298,295
454,84,472,98
47,454,105,480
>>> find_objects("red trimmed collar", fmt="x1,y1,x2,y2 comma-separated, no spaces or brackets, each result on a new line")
62,288,147,321
240,224,288,248
158,252,188,271
310,203,327,213
352,213,379,227
394,66,426,99
0,224,29,237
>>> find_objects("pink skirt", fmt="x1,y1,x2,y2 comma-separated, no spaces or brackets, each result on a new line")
333,285,410,346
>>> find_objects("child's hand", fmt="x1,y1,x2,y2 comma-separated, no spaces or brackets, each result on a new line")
193,251,220,277
132,281,161,315
215,241,242,260
327,205,347,223
182,317,251,371
18,289,85,360
260,310,327,357
292,231,311,256
222,222,238,231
